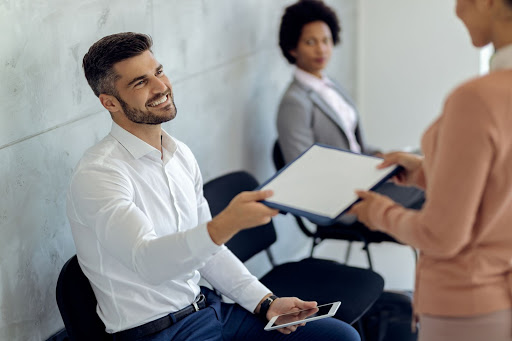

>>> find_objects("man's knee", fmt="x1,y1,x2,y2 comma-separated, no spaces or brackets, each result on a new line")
298,318,360,341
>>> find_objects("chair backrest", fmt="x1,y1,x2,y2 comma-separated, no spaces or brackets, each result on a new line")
272,140,286,171
203,171,277,263
271,140,316,239
56,255,111,341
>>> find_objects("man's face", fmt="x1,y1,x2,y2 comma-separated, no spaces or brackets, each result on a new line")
112,50,177,125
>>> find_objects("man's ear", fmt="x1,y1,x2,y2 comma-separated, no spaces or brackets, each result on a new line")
289,49,298,58
99,94,121,113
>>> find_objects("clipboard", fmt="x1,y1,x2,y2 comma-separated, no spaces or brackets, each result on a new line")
258,144,402,226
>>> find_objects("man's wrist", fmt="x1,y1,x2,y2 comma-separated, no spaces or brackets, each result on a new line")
257,294,278,320
207,215,236,245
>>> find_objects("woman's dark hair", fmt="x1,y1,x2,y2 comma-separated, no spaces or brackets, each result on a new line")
279,0,341,64
83,32,153,97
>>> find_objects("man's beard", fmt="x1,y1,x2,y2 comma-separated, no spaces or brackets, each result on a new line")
116,88,177,125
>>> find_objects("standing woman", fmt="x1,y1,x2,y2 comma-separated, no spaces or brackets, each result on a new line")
350,0,512,340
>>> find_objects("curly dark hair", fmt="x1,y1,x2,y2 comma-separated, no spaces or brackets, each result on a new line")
279,0,341,64
83,32,153,97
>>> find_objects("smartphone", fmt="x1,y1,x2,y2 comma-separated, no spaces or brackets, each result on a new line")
264,301,341,331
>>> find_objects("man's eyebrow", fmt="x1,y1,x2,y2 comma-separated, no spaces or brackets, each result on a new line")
126,65,164,88
127,75,147,87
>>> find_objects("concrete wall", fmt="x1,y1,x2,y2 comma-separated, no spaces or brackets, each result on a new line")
0,1,357,339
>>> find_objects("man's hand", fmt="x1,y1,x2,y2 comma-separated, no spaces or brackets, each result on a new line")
266,297,318,335
207,190,279,245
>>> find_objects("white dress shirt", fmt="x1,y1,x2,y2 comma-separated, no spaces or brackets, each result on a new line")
490,43,512,71
66,122,269,333
294,68,361,153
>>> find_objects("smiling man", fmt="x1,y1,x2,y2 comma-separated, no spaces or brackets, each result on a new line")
66,32,360,341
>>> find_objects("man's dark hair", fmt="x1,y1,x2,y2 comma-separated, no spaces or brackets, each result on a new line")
279,0,341,64
83,32,153,97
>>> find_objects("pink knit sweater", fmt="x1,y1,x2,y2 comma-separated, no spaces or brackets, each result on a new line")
368,46,512,317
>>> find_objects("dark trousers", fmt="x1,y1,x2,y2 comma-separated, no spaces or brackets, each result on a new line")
135,287,360,341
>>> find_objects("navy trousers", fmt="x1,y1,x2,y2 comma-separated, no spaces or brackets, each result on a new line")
137,287,360,341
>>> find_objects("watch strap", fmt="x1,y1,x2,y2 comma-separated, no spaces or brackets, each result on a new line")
258,294,278,320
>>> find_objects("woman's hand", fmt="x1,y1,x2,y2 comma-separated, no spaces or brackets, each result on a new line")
377,152,423,187
348,190,396,230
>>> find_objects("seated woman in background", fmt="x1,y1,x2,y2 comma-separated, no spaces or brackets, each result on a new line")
276,0,423,225
350,0,512,340
277,0,380,164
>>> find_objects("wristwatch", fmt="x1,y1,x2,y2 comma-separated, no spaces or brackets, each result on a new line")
258,295,278,320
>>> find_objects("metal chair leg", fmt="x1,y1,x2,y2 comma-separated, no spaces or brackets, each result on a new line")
310,238,321,257
363,243,373,270
345,241,353,264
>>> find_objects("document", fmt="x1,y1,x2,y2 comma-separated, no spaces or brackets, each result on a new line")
259,144,400,225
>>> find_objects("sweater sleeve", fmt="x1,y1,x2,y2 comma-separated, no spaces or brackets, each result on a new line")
369,85,496,258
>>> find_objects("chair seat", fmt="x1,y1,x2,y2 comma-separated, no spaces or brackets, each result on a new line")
259,258,384,325
316,221,399,244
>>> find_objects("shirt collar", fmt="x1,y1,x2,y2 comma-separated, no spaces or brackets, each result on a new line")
109,121,177,160
490,44,512,72
294,67,333,92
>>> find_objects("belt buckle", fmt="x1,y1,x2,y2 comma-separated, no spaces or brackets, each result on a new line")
192,294,205,312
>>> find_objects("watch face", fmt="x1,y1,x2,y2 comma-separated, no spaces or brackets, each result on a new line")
260,296,278,317
266,296,276,306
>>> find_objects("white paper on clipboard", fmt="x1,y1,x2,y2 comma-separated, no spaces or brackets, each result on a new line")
260,144,399,221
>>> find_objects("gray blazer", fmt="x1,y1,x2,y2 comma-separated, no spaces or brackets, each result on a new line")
277,77,377,164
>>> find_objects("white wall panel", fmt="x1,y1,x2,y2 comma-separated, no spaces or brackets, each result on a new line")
358,0,480,151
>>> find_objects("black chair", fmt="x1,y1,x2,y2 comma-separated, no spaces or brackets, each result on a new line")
203,170,384,325
273,140,423,269
56,255,111,341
